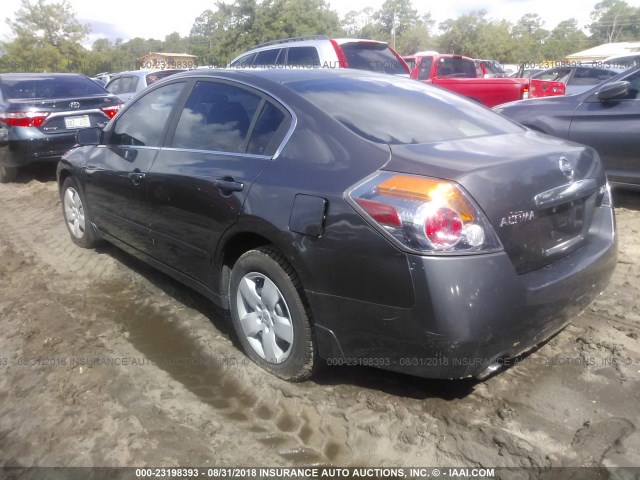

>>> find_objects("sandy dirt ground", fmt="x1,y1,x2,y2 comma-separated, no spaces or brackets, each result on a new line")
0,165,639,470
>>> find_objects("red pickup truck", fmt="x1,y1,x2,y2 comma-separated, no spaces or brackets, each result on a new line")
403,53,565,107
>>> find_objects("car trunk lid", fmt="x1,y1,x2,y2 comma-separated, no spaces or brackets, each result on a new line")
384,130,606,274
7,95,121,132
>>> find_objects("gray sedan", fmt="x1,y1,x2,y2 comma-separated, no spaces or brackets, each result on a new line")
530,64,623,95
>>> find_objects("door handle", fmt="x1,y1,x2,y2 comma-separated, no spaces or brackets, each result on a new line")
128,169,146,185
213,177,244,193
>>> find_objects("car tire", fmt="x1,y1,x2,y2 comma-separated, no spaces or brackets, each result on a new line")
61,176,99,248
229,247,317,381
0,166,17,183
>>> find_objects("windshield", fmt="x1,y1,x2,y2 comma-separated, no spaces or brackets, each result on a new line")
1,75,107,100
287,75,523,145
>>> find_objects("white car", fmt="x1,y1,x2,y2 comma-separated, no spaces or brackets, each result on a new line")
228,35,409,76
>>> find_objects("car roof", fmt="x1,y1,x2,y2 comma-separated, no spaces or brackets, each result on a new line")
171,67,398,85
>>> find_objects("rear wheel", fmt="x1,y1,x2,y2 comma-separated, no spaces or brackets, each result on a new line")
61,176,98,248
0,166,17,183
229,247,317,381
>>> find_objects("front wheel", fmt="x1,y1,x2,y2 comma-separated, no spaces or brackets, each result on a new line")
0,166,17,183
229,247,317,381
61,176,99,248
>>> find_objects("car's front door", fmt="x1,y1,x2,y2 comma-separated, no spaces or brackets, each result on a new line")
569,69,640,186
83,80,188,252
144,80,291,286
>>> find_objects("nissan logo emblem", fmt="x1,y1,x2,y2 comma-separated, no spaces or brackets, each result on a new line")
69,101,81,109
558,157,575,182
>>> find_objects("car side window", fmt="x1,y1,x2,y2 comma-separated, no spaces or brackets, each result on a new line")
247,102,289,156
287,47,320,67
572,68,617,85
230,52,256,68
111,82,185,147
106,78,121,94
172,81,261,153
254,49,283,66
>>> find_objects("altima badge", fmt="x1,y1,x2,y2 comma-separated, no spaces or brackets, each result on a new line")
559,157,575,181
500,210,535,227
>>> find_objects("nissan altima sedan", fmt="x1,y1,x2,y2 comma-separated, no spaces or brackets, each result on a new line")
57,69,617,381
494,67,640,190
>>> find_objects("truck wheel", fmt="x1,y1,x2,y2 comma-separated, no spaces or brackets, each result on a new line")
0,166,18,183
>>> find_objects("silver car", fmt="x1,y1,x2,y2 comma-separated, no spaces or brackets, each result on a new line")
105,69,185,103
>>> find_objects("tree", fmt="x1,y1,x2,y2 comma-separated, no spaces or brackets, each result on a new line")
589,0,640,43
188,0,343,66
543,19,589,59
512,13,549,62
2,0,90,72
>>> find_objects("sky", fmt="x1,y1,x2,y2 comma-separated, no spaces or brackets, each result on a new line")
1,0,640,48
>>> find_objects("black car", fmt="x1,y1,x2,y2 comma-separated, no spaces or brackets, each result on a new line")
494,66,640,190
58,69,616,381
0,73,122,182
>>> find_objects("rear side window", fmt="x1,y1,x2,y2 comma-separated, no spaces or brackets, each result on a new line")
111,82,185,147
287,47,320,67
172,81,261,153
340,43,407,75
1,75,107,99
230,52,257,68
254,49,283,66
571,68,617,85
288,76,523,145
247,102,289,155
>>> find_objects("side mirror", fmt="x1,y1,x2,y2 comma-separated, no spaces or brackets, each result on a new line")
76,127,102,146
596,81,630,102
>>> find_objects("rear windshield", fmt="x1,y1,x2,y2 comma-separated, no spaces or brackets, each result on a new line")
341,43,408,75
1,75,107,100
287,75,523,145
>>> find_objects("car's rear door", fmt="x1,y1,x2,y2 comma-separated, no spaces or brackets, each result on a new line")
143,79,291,285
83,80,188,252
569,69,640,186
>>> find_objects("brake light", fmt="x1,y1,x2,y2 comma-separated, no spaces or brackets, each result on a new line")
101,104,122,119
347,172,502,254
330,39,349,68
522,86,530,99
0,112,49,127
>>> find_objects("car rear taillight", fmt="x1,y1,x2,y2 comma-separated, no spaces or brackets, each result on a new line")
0,112,49,127
330,39,349,68
522,86,530,99
348,172,502,254
101,104,122,119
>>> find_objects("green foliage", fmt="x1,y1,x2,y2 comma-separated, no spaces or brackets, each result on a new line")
2,0,89,72
589,0,640,44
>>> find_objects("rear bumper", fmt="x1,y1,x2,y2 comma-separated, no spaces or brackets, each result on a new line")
0,127,77,167
310,205,617,379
